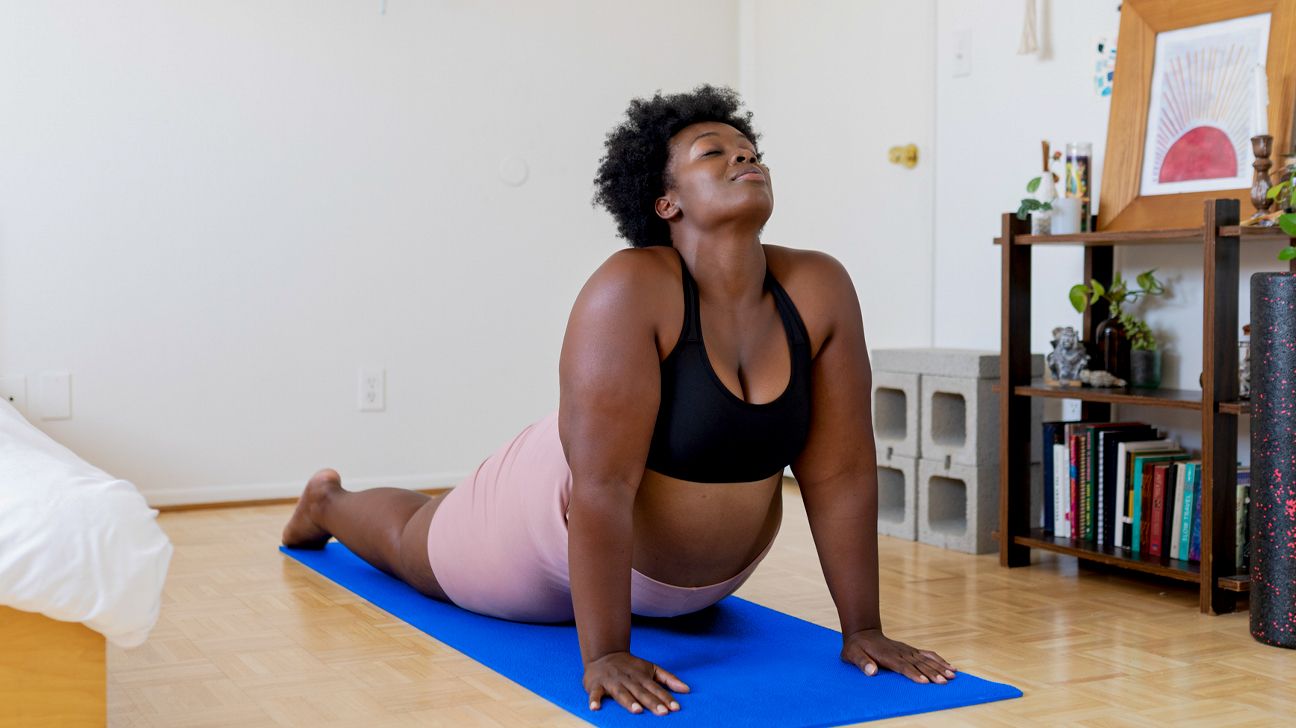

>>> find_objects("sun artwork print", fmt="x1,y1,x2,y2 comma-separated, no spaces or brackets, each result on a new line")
1140,13,1271,197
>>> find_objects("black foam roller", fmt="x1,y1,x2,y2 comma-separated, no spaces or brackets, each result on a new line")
1249,272,1296,649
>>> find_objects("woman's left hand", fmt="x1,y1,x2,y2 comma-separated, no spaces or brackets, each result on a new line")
840,628,956,684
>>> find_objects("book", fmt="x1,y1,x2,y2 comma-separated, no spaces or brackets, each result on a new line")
1053,443,1068,536
1131,450,1187,555
1178,460,1199,560
1148,463,1169,557
1189,464,1203,562
1115,440,1179,550
1040,421,1067,533
1099,426,1159,549
1237,467,1251,572
1083,419,1145,544
1160,463,1179,558
1169,462,1185,559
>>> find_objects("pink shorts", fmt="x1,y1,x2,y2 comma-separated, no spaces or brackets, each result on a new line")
426,411,777,623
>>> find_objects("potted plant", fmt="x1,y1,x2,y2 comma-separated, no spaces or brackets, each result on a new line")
1016,147,1063,235
1121,313,1159,388
1068,269,1166,382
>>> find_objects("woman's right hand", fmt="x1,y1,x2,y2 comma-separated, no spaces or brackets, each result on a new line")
583,651,689,716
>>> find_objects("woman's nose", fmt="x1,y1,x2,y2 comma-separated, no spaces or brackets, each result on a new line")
731,151,756,164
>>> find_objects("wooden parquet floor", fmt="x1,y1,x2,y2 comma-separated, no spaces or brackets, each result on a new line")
109,482,1296,727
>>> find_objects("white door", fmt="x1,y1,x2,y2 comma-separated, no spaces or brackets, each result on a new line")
741,0,936,349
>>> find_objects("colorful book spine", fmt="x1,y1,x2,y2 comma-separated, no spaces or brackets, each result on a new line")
1169,464,1185,560
1189,464,1203,562
1149,464,1168,558
1069,433,1080,540
1178,463,1196,561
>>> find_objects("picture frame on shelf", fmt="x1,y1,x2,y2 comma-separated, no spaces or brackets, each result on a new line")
1098,0,1296,231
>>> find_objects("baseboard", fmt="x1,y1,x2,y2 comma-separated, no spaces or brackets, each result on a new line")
143,471,468,509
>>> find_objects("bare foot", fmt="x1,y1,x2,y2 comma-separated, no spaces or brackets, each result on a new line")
282,468,340,549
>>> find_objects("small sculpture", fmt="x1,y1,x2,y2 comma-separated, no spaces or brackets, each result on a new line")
1079,369,1126,388
1047,326,1089,384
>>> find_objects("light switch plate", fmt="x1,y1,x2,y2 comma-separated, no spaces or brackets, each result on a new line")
38,370,71,420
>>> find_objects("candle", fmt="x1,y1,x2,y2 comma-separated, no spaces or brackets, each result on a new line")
1255,63,1269,137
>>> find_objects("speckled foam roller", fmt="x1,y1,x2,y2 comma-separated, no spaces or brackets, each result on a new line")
1249,272,1296,649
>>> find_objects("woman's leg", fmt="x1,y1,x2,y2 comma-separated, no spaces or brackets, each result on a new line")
282,468,450,602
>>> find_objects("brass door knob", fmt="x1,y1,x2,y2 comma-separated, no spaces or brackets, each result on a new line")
888,144,919,169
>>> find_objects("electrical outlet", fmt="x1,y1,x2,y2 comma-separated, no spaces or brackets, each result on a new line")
0,375,27,413
1062,398,1082,421
358,368,385,412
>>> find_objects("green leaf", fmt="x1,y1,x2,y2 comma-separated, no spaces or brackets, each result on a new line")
1026,177,1041,193
1091,279,1105,298
1268,181,1288,200
1137,271,1153,290
1069,285,1089,313
1280,246,1296,261
1278,213,1296,238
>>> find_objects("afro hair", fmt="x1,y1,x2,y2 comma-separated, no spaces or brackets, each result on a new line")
593,84,760,248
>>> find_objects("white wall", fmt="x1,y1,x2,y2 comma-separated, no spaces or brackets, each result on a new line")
0,1,739,504
743,0,936,350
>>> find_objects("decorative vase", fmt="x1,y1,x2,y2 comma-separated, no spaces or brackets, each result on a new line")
1094,316,1130,381
1128,349,1161,389
1249,271,1296,649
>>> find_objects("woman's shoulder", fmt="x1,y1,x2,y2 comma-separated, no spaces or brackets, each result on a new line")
763,244,854,299
571,246,681,317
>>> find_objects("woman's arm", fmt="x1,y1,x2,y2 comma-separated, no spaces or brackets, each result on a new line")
559,249,688,715
789,252,956,684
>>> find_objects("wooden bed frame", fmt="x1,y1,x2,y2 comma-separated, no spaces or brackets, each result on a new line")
0,606,105,727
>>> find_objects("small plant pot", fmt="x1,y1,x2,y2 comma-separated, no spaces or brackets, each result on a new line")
1030,210,1052,235
1129,349,1161,389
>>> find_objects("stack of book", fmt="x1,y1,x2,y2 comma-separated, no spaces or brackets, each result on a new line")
1040,420,1250,569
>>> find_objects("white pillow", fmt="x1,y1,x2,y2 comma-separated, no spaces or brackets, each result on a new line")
0,399,172,647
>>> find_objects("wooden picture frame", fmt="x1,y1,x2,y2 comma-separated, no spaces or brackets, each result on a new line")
1099,0,1296,231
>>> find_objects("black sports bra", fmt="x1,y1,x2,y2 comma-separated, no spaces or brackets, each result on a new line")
644,252,813,483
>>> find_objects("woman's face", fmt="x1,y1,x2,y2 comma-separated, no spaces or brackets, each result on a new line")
657,121,773,230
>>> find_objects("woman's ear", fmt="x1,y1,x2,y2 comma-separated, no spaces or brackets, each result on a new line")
655,195,680,221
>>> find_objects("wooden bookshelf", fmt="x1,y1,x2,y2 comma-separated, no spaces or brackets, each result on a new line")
996,199,1273,615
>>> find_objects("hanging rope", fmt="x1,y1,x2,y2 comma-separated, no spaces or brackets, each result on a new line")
1018,0,1039,55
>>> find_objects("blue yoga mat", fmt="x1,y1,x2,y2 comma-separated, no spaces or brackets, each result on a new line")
281,543,1020,726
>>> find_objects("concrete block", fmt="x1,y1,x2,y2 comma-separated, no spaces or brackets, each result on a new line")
875,456,917,541
920,375,998,466
918,458,999,554
872,348,1044,380
872,370,920,459
916,459,1041,554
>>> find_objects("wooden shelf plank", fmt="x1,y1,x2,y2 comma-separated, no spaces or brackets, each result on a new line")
1218,574,1251,592
1013,529,1201,583
1001,379,1252,415
1012,379,1203,410
992,223,1293,247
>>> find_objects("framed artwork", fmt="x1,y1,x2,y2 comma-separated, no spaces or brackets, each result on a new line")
1098,0,1296,231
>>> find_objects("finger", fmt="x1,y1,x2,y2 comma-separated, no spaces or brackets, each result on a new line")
899,662,929,683
609,684,642,714
626,682,666,716
588,685,605,711
850,649,879,676
920,650,957,678
653,664,690,695
636,680,677,715
915,656,948,684
642,677,681,713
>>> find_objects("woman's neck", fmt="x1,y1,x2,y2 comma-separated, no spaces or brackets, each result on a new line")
672,227,767,306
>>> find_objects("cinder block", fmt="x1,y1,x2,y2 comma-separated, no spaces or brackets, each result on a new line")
872,348,1044,380
920,375,998,466
918,458,998,554
872,370,920,459
875,456,917,541
916,459,1041,554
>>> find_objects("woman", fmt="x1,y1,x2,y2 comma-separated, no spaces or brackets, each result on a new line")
283,85,956,717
